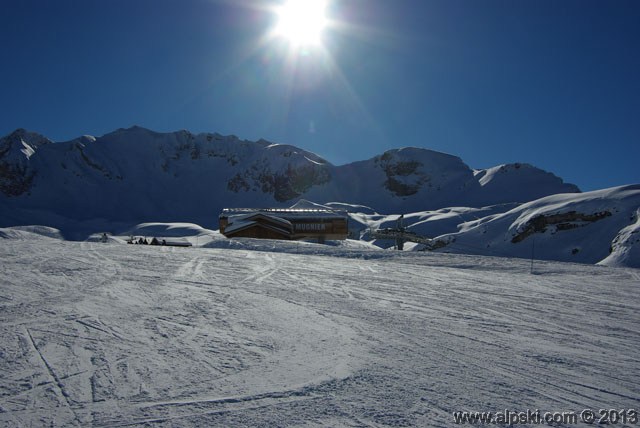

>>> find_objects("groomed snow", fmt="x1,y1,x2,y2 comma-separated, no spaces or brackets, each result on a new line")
1,234,638,426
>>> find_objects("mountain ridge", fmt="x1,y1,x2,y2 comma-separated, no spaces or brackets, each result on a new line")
2,126,639,267
1,125,579,230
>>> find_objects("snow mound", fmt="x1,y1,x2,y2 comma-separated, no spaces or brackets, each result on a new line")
0,225,63,240
121,222,224,247
85,233,129,244
125,222,216,238
473,163,580,206
598,208,640,268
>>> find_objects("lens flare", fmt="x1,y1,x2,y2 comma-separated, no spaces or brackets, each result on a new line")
274,0,328,47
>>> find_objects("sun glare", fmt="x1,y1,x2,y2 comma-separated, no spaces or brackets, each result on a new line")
274,0,328,47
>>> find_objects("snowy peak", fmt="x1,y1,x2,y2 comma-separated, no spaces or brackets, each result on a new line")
0,128,52,160
380,147,467,168
4,128,52,146
197,134,333,203
0,129,52,196
475,162,577,189
0,126,585,233
64,126,329,192
263,142,328,165
372,147,475,197
473,163,580,205
336,148,584,211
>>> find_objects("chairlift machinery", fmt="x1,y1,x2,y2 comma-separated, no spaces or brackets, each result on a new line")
369,215,432,250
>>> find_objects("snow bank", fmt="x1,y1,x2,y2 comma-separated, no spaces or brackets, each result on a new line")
121,222,223,246
598,208,640,268
125,222,217,238
0,225,63,240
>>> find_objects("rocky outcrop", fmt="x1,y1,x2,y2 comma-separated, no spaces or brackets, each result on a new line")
0,129,51,196
227,159,331,202
0,162,34,196
376,152,429,196
511,210,612,243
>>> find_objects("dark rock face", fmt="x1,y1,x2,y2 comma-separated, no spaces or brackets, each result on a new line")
377,153,429,197
0,162,34,196
511,210,612,243
0,129,51,196
271,164,331,202
227,160,331,202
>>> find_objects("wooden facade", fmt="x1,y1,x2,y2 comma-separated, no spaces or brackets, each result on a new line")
219,208,348,241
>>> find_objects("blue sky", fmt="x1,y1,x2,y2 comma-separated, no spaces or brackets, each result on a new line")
1,0,638,191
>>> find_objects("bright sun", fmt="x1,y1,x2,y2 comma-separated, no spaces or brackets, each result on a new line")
274,0,328,47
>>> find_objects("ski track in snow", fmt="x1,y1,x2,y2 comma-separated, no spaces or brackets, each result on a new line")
0,239,638,427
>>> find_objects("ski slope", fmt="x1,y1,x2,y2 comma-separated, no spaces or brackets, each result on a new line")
1,234,639,427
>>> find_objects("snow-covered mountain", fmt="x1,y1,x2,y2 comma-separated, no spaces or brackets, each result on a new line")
332,185,640,268
0,126,334,233
0,126,578,234
404,185,640,268
0,129,52,196
2,126,638,267
308,149,579,211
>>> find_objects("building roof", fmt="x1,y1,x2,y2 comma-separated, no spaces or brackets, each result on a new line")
221,207,347,219
223,213,294,237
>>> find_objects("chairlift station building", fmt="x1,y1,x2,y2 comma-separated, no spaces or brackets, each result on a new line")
219,207,349,242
